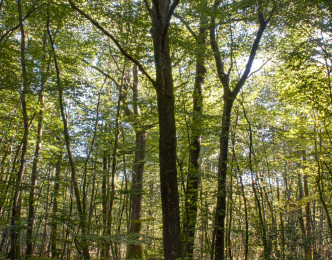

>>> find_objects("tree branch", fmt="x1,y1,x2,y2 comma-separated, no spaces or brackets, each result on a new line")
68,0,156,88
166,0,180,30
173,14,197,39
210,0,228,88
143,0,152,18
248,58,272,78
85,61,121,89
0,4,42,45
161,0,181,45
232,17,268,98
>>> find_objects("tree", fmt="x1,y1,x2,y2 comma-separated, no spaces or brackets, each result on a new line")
209,0,274,258
9,1,31,258
68,1,183,258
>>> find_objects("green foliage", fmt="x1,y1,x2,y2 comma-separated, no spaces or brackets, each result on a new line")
0,0,331,259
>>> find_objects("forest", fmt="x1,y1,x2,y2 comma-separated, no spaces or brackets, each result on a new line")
0,0,331,259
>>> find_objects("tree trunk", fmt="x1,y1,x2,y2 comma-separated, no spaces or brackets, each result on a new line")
150,1,182,259
239,175,249,260
25,85,44,258
127,130,147,259
26,29,47,257
183,3,207,258
9,1,30,258
47,21,90,259
213,96,234,260
302,151,312,260
101,149,109,258
68,1,183,258
210,1,269,257
106,77,123,258
50,153,62,258
127,65,147,259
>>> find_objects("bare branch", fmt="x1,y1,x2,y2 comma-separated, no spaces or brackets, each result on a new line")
248,58,272,78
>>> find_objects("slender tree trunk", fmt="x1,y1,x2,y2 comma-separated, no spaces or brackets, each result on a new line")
210,1,269,256
50,153,62,258
226,174,233,260
0,139,22,218
88,160,97,233
316,161,332,237
127,129,147,259
26,30,47,257
0,111,19,218
276,177,286,260
25,84,44,258
39,166,52,257
9,1,30,258
127,65,147,259
297,170,308,258
242,104,270,259
183,3,207,258
47,20,90,259
101,149,109,258
302,151,312,260
106,77,123,258
213,96,234,260
83,87,102,237
314,125,332,239
239,175,249,260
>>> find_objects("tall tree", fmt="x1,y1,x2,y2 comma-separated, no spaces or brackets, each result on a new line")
126,65,148,259
47,19,90,259
9,1,31,258
209,1,274,259
68,1,183,258
179,1,208,258
25,28,47,258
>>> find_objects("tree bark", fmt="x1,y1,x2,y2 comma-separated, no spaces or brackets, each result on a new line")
101,149,109,258
127,129,147,259
105,72,123,258
213,96,234,260
150,1,183,259
25,81,44,258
